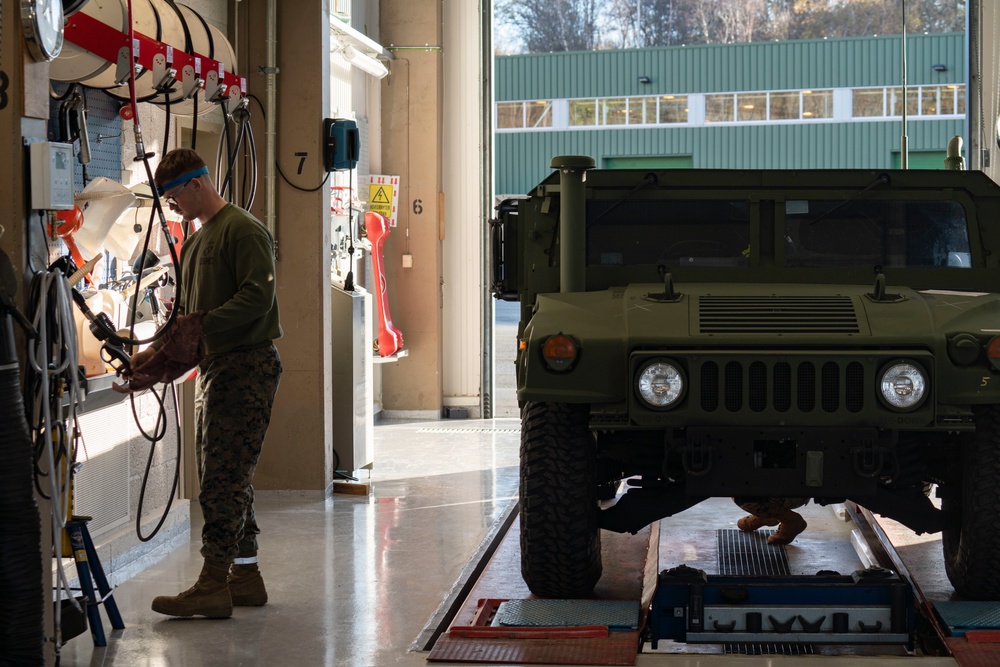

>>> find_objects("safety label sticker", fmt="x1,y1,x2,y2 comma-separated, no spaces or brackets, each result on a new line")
368,175,400,227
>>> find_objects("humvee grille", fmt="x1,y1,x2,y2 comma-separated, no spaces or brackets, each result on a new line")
698,296,860,334
698,359,865,414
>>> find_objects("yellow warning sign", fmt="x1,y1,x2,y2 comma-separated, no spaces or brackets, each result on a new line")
368,183,393,218
367,175,400,226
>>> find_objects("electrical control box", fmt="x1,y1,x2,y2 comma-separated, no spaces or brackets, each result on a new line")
323,118,360,171
29,141,75,210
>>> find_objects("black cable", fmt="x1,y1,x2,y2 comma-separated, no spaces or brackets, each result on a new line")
241,135,250,207
111,142,189,542
49,81,76,101
246,93,331,192
343,167,355,291
219,105,235,201
31,211,48,273
78,151,186,350
246,121,258,209
162,88,171,150
247,92,266,119
275,161,331,192
192,92,199,149
80,87,91,186
332,446,358,482
132,383,181,542
220,108,247,203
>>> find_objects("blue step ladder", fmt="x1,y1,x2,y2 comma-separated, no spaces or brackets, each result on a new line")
65,516,125,646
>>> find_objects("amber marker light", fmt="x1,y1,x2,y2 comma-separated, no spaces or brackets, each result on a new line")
542,334,578,371
987,336,1000,371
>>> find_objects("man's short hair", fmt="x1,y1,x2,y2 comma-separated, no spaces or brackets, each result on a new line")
155,149,208,189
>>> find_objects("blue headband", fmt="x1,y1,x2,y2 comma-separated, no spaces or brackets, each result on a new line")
157,166,209,196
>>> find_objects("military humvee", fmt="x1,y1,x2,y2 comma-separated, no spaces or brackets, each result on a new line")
492,156,1000,600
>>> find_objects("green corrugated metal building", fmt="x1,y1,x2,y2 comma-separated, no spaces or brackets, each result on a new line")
494,33,966,195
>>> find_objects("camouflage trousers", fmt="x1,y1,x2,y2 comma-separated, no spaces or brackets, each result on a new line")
194,343,282,563
733,496,808,520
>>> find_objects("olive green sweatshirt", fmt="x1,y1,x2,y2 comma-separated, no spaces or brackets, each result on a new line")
175,204,282,356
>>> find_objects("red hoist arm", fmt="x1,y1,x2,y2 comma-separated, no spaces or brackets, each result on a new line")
63,11,246,105
365,211,404,357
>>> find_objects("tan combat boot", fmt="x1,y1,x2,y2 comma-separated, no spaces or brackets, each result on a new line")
767,511,807,545
736,514,779,532
228,562,268,606
151,560,233,618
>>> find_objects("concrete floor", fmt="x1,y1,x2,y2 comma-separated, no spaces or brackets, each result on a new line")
56,414,963,667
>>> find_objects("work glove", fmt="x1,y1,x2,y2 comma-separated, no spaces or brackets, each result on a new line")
113,311,206,393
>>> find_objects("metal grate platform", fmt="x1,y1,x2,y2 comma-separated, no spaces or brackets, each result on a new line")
429,632,641,665
717,528,805,655
934,601,1000,636
725,643,816,655
493,599,639,630
717,528,790,576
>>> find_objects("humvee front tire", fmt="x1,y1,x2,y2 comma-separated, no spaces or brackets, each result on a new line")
943,405,1000,599
519,401,602,597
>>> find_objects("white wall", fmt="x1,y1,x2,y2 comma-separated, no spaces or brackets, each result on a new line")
441,0,486,414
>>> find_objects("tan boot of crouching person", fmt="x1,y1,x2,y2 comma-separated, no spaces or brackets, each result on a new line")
734,497,809,545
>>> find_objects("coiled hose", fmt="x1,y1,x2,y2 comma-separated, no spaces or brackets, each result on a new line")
0,303,44,665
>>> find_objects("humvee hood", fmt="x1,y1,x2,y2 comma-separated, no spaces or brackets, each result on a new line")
529,284,1000,347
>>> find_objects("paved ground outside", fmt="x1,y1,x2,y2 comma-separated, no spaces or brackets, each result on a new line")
494,299,519,418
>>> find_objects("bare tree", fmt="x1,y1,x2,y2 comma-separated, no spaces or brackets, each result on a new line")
496,0,600,53
603,0,697,48
907,0,966,33
688,0,758,44
494,0,965,53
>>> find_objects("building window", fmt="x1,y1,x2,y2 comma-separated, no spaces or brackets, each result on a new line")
889,87,919,117
497,84,963,131
601,98,628,125
737,93,767,121
570,99,597,126
568,95,688,126
852,88,885,117
921,84,965,115
496,100,552,129
708,90,832,122
496,102,524,129
658,95,688,123
705,94,734,122
851,85,963,118
628,96,652,124
770,91,800,119
802,90,833,118
526,100,553,127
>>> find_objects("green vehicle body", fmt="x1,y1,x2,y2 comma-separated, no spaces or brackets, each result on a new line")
493,156,1000,599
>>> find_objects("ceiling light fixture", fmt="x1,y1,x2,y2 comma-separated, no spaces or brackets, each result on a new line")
342,44,388,79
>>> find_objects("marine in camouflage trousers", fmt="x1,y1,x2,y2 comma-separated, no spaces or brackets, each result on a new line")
194,343,282,563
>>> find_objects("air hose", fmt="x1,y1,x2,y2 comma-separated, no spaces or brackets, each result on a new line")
0,256,44,665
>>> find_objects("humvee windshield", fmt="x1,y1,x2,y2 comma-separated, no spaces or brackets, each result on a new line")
585,198,971,270
785,199,970,268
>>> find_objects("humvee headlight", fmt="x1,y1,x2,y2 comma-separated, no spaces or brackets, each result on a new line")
637,361,685,409
879,363,927,410
542,334,579,371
